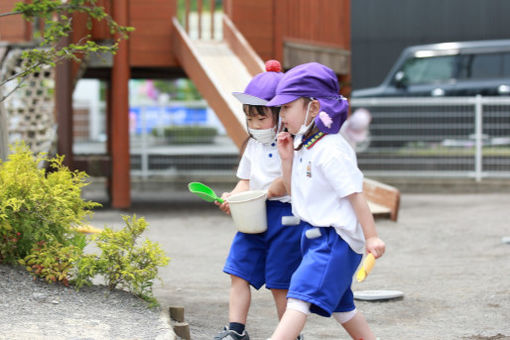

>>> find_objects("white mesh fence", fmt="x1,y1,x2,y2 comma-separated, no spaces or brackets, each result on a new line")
351,96,510,180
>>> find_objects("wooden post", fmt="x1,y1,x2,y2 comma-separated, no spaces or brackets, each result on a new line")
55,35,74,168
111,0,131,208
197,0,203,39
210,0,215,39
185,0,190,34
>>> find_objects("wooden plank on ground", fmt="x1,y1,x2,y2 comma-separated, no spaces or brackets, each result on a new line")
364,178,400,221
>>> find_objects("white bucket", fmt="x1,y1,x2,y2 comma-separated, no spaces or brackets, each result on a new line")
227,190,267,233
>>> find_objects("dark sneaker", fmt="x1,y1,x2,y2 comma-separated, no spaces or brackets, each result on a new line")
214,326,250,340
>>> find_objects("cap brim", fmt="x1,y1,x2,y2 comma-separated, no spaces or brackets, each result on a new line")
232,92,268,105
266,94,300,107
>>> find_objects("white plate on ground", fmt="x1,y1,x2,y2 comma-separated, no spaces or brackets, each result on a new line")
354,290,404,301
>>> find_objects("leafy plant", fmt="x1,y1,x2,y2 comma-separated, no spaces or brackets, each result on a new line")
0,143,100,263
1,143,169,307
19,240,84,286
74,215,170,306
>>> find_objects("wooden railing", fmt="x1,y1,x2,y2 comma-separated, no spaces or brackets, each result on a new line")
181,0,219,40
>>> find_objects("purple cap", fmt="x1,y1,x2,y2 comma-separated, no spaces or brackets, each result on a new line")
266,62,348,134
232,60,284,105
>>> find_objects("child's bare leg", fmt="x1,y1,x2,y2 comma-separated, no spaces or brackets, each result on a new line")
229,275,251,324
270,289,288,320
338,311,375,340
270,309,307,340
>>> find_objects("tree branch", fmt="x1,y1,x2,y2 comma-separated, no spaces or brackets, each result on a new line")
0,61,44,88
0,11,22,18
0,72,30,103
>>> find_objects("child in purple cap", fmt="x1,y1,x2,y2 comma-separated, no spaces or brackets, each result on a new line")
266,62,386,340
214,60,305,340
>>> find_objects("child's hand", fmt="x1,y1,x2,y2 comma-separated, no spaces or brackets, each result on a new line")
215,192,231,215
277,131,294,161
365,236,385,258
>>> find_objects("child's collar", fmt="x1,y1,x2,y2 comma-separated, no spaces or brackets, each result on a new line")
302,131,326,149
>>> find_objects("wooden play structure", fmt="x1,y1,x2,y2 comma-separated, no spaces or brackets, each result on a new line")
0,0,399,220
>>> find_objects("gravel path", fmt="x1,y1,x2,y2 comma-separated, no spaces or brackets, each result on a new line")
0,264,174,340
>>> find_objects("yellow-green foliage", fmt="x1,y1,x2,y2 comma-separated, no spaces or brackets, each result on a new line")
19,240,83,286
1,144,169,306
0,143,100,263
74,215,170,305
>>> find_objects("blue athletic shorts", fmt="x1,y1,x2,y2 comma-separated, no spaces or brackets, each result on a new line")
223,200,304,290
287,223,363,317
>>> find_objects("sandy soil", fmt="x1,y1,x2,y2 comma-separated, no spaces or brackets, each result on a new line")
89,193,510,340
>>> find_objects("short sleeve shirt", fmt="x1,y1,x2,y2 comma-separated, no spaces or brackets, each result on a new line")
290,133,365,253
237,138,291,203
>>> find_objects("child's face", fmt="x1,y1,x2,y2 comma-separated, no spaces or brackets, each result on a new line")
246,107,275,130
279,98,309,134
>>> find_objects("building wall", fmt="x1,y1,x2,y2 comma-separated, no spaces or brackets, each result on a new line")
129,0,178,67
225,0,351,93
0,0,28,42
352,0,510,90
224,0,275,61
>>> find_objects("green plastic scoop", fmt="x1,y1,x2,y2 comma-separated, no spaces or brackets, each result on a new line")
188,182,225,203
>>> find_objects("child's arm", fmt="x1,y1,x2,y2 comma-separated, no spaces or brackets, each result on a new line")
348,192,386,258
277,131,294,194
267,177,288,199
216,179,250,215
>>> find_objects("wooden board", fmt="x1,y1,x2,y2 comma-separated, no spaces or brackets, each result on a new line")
364,178,400,221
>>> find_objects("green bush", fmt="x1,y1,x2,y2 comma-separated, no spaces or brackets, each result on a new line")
0,143,99,264
19,240,83,286
162,125,218,144
73,215,170,306
1,144,169,306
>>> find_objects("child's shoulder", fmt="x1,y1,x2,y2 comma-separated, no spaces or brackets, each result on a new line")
318,133,353,152
311,133,357,163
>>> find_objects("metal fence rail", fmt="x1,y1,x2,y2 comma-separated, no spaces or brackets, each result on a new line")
350,96,510,181
74,96,510,182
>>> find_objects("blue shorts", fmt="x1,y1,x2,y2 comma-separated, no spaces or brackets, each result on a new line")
287,223,362,317
223,201,304,290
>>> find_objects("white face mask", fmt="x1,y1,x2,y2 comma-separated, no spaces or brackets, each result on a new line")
293,101,314,149
249,127,277,145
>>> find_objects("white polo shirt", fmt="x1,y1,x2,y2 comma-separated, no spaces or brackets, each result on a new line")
237,138,291,203
291,133,365,254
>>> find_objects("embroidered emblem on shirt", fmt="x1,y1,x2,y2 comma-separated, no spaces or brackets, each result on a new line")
306,161,312,177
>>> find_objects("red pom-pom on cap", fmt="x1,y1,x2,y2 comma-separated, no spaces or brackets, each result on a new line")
265,60,281,72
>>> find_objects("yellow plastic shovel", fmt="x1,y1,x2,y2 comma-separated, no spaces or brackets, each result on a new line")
356,253,375,282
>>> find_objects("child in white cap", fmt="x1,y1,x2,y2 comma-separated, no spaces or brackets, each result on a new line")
267,62,386,340
214,60,305,340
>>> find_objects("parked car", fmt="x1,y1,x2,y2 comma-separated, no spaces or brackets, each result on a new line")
351,40,510,148
351,39,510,98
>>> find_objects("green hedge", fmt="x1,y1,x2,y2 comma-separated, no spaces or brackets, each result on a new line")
163,126,218,144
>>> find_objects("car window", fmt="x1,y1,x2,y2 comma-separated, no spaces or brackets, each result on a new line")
503,53,510,77
470,53,502,79
459,52,510,80
399,55,456,85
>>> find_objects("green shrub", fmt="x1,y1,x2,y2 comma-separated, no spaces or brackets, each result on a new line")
19,240,83,286
0,143,100,264
73,215,170,305
163,125,218,144
1,144,169,307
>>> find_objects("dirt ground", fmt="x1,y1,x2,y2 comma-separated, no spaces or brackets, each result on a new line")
87,191,510,340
